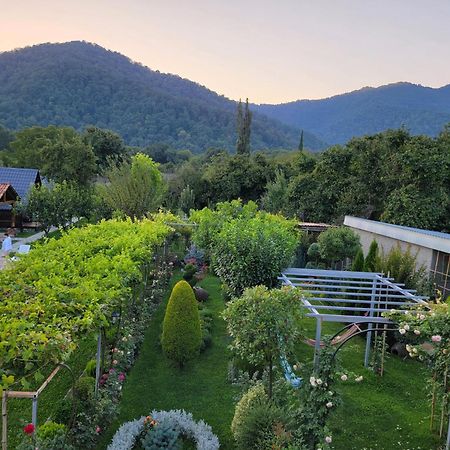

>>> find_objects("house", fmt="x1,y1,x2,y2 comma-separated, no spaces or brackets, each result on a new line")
0,167,41,228
344,215,450,298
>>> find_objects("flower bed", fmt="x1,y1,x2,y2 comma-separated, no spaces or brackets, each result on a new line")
108,410,220,450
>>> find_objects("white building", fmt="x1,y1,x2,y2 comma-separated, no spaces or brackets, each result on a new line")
344,216,450,298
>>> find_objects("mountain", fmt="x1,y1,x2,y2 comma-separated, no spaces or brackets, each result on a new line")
0,41,325,152
254,83,450,144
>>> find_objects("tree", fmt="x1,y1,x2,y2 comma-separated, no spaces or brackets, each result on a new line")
364,240,378,272
352,248,365,272
17,182,92,234
212,213,298,297
317,226,361,268
161,280,202,367
179,184,195,215
222,285,304,397
236,98,252,155
82,126,127,172
9,126,96,185
260,169,289,214
298,130,304,151
98,153,166,219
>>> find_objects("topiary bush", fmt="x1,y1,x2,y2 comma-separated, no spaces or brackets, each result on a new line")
141,419,181,450
37,421,67,441
161,281,202,367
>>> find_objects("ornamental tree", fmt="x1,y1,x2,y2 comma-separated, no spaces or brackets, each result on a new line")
161,280,202,367
222,285,304,397
212,212,298,297
317,226,361,268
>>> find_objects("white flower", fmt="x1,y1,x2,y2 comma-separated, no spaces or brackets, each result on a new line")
310,376,317,387
325,436,332,443
419,314,426,320
403,324,410,331
293,364,298,371
328,391,333,395
399,328,406,335
414,329,421,335
340,374,348,381
355,376,363,382
413,347,418,354
326,401,333,408
406,344,412,352
316,378,323,385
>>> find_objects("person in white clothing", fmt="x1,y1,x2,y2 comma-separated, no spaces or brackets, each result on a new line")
1,233,13,256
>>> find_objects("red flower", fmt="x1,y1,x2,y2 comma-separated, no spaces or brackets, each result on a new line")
23,423,35,435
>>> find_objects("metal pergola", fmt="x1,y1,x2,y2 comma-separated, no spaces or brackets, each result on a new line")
280,268,429,367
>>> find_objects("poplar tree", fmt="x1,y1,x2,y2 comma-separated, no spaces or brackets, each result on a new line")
236,98,252,155
298,130,304,151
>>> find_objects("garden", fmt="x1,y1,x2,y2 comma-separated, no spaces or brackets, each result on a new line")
0,200,448,449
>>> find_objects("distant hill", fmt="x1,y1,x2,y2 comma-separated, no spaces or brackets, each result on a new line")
254,83,450,144
0,41,325,152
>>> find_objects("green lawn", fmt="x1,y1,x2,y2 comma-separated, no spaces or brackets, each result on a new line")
97,272,238,449
97,274,443,450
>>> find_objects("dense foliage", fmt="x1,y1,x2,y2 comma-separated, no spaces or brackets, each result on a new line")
316,226,361,267
97,153,166,219
0,42,324,152
0,218,171,390
222,285,304,396
161,280,202,367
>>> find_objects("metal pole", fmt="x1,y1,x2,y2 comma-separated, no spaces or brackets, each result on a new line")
31,395,38,427
2,390,7,450
364,278,378,367
314,317,322,369
95,331,102,396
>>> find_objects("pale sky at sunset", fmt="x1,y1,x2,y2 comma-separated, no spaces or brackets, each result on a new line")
1,0,449,104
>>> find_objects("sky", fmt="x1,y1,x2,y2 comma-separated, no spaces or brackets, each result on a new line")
1,0,449,104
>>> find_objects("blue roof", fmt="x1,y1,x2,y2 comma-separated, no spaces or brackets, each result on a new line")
0,167,40,198
0,167,40,210
376,220,450,241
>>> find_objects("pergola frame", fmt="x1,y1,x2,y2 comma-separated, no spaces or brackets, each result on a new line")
280,268,428,367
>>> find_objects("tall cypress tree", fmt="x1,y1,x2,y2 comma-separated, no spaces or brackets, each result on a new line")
236,98,252,155
298,130,304,151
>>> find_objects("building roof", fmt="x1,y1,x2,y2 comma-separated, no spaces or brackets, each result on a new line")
297,222,333,233
0,183,18,201
0,167,40,211
344,216,450,254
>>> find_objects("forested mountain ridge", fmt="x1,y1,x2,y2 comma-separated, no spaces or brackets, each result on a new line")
0,41,325,152
255,82,450,144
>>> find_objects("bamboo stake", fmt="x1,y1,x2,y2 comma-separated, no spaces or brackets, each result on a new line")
2,390,7,450
440,366,448,438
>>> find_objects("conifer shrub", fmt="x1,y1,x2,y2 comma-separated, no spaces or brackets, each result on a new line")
364,239,379,272
352,248,365,272
161,280,202,367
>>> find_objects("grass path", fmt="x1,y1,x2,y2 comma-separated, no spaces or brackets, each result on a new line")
97,272,238,449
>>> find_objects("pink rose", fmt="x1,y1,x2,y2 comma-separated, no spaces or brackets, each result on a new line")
432,335,442,343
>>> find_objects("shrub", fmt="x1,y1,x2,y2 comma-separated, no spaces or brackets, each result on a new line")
161,281,202,366
37,421,67,440
53,398,75,426
85,359,97,378
231,385,286,450
141,419,181,450
74,376,95,403
364,240,378,272
317,226,361,267
231,383,268,440
352,248,365,271
183,263,197,286
212,214,298,297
